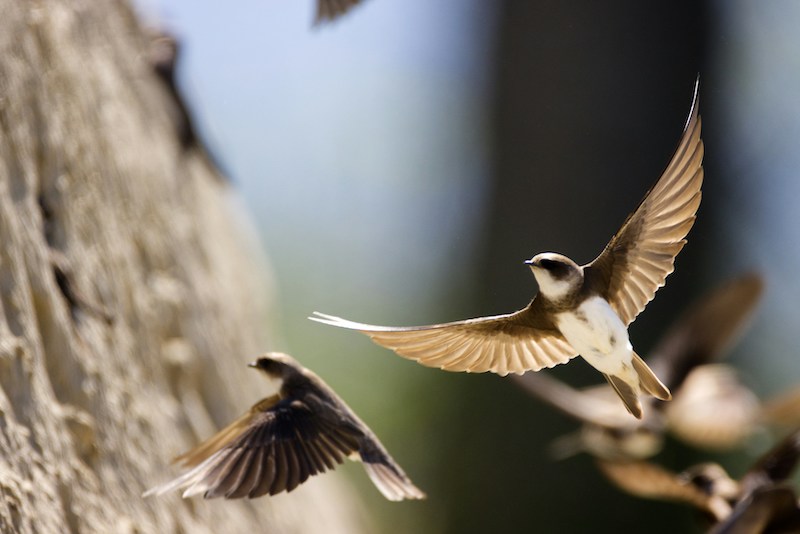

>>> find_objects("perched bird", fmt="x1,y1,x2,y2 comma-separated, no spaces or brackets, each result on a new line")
596,428,800,531
315,0,364,24
512,273,764,460
144,352,425,501
311,81,704,419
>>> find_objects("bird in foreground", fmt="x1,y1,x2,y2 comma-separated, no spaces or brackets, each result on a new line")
512,273,764,460
143,352,425,501
597,428,800,531
315,0,364,24
311,81,704,419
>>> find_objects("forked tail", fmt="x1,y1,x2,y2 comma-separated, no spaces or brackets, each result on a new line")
632,351,672,401
603,373,643,419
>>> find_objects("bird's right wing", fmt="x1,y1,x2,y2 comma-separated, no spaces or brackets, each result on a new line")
143,393,364,499
310,304,578,376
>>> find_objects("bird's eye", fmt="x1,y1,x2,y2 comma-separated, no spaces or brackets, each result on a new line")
539,259,560,271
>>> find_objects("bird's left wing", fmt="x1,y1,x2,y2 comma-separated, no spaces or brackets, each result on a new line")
310,304,577,376
584,81,704,326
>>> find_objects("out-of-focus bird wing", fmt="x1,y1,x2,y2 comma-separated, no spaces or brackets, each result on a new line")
310,304,578,376
143,392,364,499
512,372,632,427
740,429,800,496
709,486,800,534
584,80,704,326
761,386,800,430
646,273,764,391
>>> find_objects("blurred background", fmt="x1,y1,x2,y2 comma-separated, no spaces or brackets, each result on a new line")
135,0,800,531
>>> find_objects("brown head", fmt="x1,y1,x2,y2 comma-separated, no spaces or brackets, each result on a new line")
248,352,302,380
525,252,584,300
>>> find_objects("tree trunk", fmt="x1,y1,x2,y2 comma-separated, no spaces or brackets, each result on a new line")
0,1,365,532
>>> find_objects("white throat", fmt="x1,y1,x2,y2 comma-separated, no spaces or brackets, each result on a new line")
534,272,576,300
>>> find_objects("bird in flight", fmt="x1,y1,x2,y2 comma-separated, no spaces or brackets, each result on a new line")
512,273,764,460
311,81,704,419
596,428,800,531
143,352,425,501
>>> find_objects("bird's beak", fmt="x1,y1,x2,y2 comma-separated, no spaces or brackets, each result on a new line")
524,258,537,267
248,361,258,368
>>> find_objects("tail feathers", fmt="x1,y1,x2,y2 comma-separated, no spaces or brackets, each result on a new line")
632,352,672,401
142,451,223,498
604,373,643,419
362,461,426,501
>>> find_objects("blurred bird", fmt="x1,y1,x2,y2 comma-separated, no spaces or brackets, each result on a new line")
144,352,425,501
597,428,800,530
315,0,364,24
311,81,704,419
709,486,800,534
512,273,764,460
597,460,738,522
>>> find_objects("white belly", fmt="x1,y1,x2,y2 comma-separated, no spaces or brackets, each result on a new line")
555,296,632,375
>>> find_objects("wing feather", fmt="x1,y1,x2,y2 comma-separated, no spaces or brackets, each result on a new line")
585,81,704,325
310,307,578,376
143,393,362,500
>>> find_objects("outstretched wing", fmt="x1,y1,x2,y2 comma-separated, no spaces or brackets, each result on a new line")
310,303,577,376
585,81,704,326
144,393,364,499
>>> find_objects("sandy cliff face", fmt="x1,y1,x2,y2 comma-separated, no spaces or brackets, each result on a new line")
0,2,365,532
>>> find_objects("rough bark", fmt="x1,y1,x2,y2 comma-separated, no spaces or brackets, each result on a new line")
0,1,365,532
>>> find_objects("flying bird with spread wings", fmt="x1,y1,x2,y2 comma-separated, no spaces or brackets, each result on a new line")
512,273,765,460
144,353,425,502
597,428,800,532
311,80,704,419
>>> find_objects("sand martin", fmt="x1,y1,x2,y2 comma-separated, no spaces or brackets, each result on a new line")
597,428,800,530
311,81,704,418
512,273,764,459
144,352,425,501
